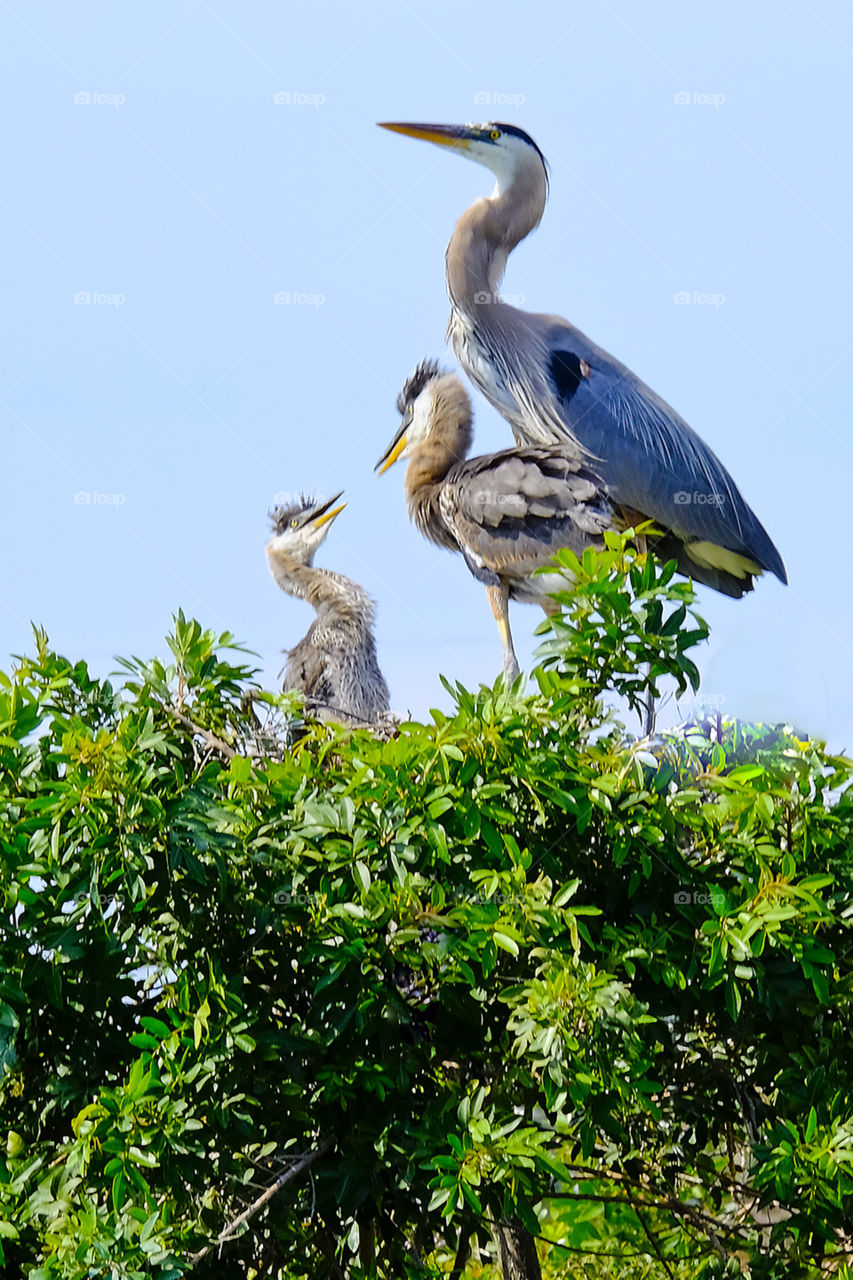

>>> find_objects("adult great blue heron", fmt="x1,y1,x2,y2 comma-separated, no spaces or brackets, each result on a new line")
378,121,787,599
266,493,390,723
376,359,614,680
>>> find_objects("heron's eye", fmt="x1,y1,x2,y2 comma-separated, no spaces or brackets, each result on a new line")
291,519,299,528
489,129,500,140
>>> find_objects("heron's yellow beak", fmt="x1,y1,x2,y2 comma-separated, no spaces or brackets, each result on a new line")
375,428,408,476
378,122,472,151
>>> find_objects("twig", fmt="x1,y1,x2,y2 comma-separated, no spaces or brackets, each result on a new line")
548,1189,748,1245
166,706,237,761
304,700,400,733
531,1228,710,1261
627,1192,678,1278
188,1135,334,1267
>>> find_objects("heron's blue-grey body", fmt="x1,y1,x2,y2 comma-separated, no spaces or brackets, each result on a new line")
379,121,787,599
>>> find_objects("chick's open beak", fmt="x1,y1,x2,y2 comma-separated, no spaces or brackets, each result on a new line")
311,491,346,528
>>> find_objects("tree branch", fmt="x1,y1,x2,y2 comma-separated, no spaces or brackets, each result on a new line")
450,1218,472,1280
552,1159,763,1251
548,1189,748,1247
531,1229,711,1261
166,705,237,761
627,1191,678,1279
188,1135,334,1267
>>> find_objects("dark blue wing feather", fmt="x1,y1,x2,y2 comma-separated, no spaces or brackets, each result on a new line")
461,304,787,584
571,366,786,580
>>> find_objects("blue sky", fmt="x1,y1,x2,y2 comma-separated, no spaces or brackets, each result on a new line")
1,0,851,743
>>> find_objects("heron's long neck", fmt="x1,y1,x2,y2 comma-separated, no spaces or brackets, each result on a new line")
445,176,544,315
269,558,372,623
404,448,464,554
405,482,455,553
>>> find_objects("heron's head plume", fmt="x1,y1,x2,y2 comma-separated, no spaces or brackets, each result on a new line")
378,121,548,198
376,362,473,481
395,357,442,417
266,491,346,565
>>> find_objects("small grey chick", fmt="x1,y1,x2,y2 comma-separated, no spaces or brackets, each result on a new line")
266,492,390,723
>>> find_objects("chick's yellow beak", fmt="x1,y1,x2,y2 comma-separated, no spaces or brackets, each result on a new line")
313,500,346,528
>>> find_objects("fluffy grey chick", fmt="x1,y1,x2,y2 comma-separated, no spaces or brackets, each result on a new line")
266,492,390,724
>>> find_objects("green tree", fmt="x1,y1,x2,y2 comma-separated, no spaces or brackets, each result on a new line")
1,541,852,1279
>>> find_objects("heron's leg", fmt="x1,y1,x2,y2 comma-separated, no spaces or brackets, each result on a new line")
485,583,520,682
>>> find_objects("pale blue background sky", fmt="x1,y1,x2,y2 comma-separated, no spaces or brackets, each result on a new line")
1,0,851,742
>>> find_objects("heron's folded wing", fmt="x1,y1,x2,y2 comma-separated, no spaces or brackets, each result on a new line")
525,318,787,583
444,449,612,577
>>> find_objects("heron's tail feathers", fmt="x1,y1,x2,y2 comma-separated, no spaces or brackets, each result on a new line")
651,532,760,599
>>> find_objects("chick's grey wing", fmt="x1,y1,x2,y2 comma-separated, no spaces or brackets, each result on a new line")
442,449,612,580
284,634,335,706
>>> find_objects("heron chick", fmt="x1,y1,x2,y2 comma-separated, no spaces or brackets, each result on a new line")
266,493,390,723
376,360,613,682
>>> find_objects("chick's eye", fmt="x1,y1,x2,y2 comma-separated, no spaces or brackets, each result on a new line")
490,129,500,140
